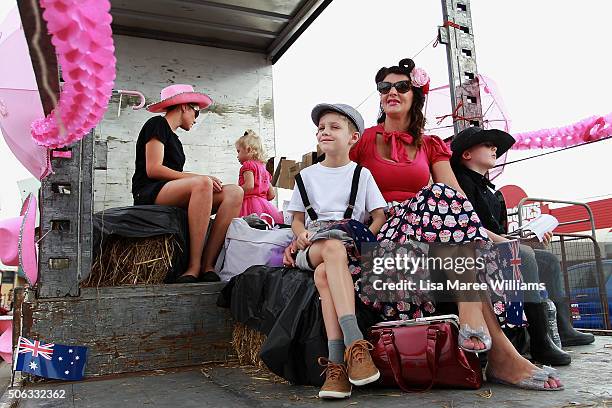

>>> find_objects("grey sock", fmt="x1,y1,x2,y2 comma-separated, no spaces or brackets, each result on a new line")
338,314,363,347
327,339,345,364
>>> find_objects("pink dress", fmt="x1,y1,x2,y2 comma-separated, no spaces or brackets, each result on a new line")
238,160,284,225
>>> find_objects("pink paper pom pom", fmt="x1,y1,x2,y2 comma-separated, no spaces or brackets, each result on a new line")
31,0,115,148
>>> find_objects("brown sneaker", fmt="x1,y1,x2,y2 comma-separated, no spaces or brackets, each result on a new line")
344,339,380,386
317,357,352,399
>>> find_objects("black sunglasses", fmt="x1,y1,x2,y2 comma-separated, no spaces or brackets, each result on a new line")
377,80,411,94
188,104,200,118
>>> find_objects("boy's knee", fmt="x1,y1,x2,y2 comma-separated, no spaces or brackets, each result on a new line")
519,245,537,267
321,240,347,258
314,266,328,289
534,249,561,272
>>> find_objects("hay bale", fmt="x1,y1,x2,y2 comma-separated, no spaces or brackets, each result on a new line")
82,234,175,288
232,323,267,368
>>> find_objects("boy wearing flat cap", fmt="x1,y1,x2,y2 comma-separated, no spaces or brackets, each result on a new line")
286,103,387,399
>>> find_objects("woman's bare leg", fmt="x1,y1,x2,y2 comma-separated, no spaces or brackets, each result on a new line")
434,245,489,350
314,263,343,341
482,301,561,388
155,176,213,277
457,301,488,350
200,184,243,272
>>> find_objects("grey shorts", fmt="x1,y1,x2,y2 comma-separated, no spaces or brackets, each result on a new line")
295,223,353,271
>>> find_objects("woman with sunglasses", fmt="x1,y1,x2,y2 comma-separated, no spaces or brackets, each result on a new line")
132,84,243,283
346,59,563,390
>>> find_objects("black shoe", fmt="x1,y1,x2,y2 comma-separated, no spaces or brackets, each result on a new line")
554,300,596,347
199,271,221,282
175,274,199,284
524,302,571,366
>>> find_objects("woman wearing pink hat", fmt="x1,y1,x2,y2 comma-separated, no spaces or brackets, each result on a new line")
132,84,243,283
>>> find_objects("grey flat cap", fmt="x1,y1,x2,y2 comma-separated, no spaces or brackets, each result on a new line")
311,103,365,134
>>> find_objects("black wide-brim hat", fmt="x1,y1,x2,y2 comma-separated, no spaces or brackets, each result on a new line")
450,126,515,165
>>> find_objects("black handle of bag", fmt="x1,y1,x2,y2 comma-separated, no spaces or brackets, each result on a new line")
295,173,318,221
381,327,440,392
343,165,362,219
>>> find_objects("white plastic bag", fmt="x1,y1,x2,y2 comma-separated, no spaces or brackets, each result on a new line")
214,218,294,281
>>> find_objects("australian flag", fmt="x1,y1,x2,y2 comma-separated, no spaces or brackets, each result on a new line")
496,239,524,326
14,337,87,381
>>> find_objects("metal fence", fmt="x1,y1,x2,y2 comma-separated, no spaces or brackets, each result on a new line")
515,198,611,333
549,234,611,331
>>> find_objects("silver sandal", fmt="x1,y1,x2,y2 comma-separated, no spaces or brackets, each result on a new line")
540,365,564,388
458,324,492,353
485,366,564,391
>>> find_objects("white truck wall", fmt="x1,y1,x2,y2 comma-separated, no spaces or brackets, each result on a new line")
94,35,275,211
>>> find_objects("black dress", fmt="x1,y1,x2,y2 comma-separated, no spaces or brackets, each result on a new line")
131,116,186,205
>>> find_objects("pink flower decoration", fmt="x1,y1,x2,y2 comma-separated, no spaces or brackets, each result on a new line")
31,0,116,149
410,67,430,89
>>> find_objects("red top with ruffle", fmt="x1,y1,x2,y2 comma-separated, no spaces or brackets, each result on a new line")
349,124,451,202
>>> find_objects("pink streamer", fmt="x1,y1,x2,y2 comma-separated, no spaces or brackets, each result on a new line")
512,113,612,150
30,0,116,148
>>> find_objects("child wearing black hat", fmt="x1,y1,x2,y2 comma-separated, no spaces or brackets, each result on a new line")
451,127,593,366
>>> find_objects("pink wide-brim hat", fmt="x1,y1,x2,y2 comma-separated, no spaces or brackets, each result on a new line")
146,84,213,113
0,327,12,363
0,193,38,286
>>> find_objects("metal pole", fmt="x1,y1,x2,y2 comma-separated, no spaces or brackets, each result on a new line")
439,0,483,136
559,236,572,307
592,244,611,330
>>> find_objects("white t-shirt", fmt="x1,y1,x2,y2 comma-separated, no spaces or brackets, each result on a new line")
286,161,386,228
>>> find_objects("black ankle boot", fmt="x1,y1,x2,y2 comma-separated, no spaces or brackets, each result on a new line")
554,300,595,347
524,302,571,366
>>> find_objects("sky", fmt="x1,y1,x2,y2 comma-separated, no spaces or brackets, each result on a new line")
1,0,611,218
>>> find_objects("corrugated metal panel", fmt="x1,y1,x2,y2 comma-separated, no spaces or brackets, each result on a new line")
549,198,612,233
110,0,333,62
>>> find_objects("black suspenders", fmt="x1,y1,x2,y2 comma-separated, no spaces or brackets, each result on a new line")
295,165,363,221
294,172,318,221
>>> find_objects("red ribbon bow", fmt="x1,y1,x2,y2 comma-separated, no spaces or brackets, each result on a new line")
382,131,414,162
